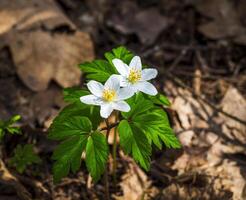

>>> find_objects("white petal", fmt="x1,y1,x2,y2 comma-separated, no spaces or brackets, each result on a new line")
80,95,102,105
112,101,130,112
112,59,129,76
129,84,139,93
129,56,142,70
111,74,123,84
117,87,135,100
120,76,129,87
100,104,113,118
135,82,158,96
104,75,121,91
141,68,158,81
87,81,104,97
110,74,128,87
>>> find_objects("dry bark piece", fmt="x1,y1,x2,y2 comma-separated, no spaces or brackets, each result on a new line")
193,0,246,45
0,0,94,91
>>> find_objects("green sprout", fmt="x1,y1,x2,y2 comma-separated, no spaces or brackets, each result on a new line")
0,115,21,140
9,144,41,174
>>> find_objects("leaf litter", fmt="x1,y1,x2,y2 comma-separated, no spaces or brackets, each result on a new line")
193,0,246,45
0,0,94,91
107,1,172,45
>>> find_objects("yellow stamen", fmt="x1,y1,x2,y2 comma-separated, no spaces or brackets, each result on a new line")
102,89,116,102
128,69,141,84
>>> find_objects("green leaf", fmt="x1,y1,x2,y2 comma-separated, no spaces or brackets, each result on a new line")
133,108,181,149
8,115,21,124
149,109,181,148
79,60,117,82
157,127,181,148
9,144,41,174
49,116,92,140
0,129,3,140
63,88,89,103
121,93,154,119
79,46,133,83
105,46,134,65
49,102,101,132
118,120,151,170
0,115,21,139
50,116,92,182
52,160,69,184
145,94,171,106
85,131,109,182
52,135,88,183
49,115,109,183
121,94,180,149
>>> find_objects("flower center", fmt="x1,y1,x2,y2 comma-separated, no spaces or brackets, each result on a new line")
128,69,141,84
102,89,116,102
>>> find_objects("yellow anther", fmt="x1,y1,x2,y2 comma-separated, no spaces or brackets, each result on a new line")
102,89,116,102
128,69,141,84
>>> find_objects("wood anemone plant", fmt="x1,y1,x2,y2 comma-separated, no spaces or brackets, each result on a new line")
48,46,181,199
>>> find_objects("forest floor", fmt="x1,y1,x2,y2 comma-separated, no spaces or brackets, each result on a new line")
0,0,246,199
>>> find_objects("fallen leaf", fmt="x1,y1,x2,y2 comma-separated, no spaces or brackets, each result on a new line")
114,153,158,200
108,1,171,44
193,0,246,45
8,30,93,91
30,85,63,125
220,87,246,144
164,82,246,199
0,0,94,91
0,0,75,35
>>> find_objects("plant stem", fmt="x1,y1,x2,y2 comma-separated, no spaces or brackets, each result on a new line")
104,119,110,200
112,113,118,187
99,122,119,132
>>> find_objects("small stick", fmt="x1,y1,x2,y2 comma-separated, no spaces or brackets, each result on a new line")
193,68,202,95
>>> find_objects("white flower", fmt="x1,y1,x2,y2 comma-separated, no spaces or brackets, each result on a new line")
112,56,158,96
80,75,132,118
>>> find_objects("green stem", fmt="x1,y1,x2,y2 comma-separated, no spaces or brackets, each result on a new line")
112,113,118,187
104,119,110,200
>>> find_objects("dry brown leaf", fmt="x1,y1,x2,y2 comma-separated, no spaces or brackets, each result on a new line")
164,82,246,199
193,0,246,45
0,0,75,35
220,86,246,143
8,30,93,91
0,0,94,91
108,1,171,44
114,153,158,200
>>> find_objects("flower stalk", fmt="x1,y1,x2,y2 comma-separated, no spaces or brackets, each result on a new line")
112,112,118,186
104,119,110,200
